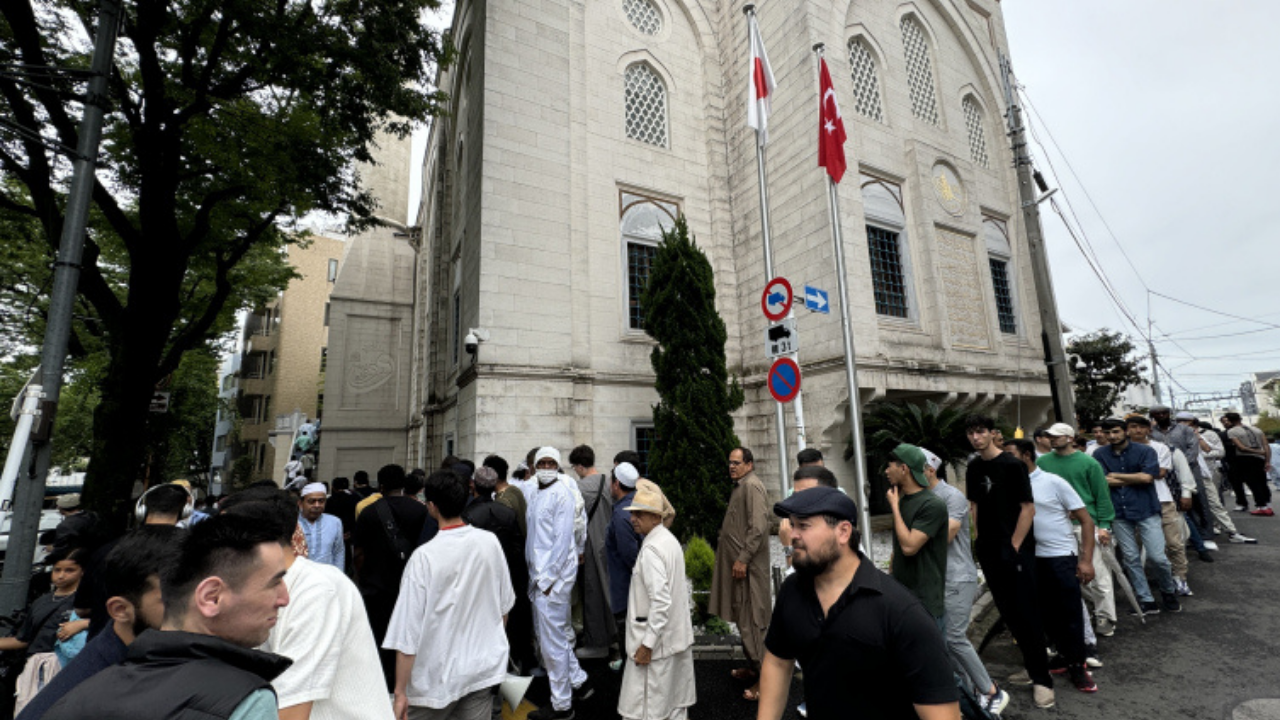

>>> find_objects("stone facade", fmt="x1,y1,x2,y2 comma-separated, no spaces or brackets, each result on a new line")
325,0,1060,500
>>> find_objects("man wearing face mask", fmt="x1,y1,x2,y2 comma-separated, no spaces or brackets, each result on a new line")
527,447,594,720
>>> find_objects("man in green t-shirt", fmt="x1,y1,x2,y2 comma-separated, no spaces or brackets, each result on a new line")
1037,423,1118,638
886,443,949,626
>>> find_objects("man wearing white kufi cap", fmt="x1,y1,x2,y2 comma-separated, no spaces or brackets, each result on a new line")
527,447,593,720
298,482,345,571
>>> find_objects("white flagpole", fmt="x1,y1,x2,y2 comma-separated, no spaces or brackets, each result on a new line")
814,43,872,558
745,4,790,493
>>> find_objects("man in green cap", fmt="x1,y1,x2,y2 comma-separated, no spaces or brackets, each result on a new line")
886,443,950,629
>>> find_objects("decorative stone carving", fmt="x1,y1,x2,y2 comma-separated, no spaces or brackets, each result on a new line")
931,162,966,217
346,349,396,393
935,229,991,350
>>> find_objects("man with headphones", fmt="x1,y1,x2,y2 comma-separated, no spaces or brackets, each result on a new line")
75,483,191,640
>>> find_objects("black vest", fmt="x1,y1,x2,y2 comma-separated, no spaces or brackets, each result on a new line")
43,630,292,720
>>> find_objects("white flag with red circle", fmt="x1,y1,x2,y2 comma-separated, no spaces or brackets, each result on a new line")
747,14,776,145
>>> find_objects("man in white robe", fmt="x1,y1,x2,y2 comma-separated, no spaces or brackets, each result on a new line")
619,485,695,720
527,447,593,720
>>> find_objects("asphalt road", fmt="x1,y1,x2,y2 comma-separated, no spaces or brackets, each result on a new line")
988,504,1280,720
521,495,1280,720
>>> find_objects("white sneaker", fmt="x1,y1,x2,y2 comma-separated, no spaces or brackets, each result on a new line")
1176,578,1193,597
1203,540,1219,551
1229,533,1258,544
985,688,1010,715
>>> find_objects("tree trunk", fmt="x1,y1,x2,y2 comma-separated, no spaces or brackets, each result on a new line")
81,259,183,534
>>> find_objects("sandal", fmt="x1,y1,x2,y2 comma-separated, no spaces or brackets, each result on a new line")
730,668,759,682
743,684,761,702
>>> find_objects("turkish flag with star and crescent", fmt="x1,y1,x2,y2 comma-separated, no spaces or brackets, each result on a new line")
746,13,776,145
817,57,847,183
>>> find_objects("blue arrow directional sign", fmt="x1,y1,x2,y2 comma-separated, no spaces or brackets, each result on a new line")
804,286,829,314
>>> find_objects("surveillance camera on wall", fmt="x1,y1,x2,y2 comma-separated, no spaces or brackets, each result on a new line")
464,328,490,356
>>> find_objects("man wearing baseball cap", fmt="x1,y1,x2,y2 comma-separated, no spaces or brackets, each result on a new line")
1038,422,1119,638
757,487,959,720
885,444,950,630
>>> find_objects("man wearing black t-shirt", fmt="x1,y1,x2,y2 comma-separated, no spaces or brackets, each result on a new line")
354,464,429,692
964,415,1054,710
758,486,959,720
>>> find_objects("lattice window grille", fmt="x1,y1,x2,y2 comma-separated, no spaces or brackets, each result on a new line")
623,0,662,35
867,226,910,318
900,17,939,125
989,258,1017,334
847,40,885,123
963,97,990,168
627,242,659,329
625,64,669,147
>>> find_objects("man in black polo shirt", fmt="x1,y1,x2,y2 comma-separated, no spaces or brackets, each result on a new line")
964,414,1054,710
758,486,959,720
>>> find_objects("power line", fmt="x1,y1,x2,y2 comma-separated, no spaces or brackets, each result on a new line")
1149,290,1280,330
1021,89,1151,293
1154,325,1280,343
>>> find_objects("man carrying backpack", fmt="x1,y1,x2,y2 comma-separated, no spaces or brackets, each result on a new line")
353,464,429,693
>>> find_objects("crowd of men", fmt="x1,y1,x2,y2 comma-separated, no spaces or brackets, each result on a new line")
3,444,699,720
1,405,1272,720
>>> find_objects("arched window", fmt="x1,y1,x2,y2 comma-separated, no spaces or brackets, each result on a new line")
900,16,939,126
963,96,990,168
847,38,885,123
625,63,669,147
622,0,662,35
620,192,678,330
984,217,1017,334
861,177,915,320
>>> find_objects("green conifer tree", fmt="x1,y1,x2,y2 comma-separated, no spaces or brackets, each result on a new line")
641,216,744,541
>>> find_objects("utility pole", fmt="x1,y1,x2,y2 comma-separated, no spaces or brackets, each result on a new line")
0,0,121,617
999,53,1076,424
1146,324,1163,404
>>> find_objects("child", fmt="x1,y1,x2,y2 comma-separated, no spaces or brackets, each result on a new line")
0,548,88,714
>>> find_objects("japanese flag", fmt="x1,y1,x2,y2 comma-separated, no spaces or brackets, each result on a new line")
817,57,847,183
747,13,776,145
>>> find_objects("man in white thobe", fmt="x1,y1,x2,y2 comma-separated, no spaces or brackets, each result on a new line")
619,485,695,720
527,447,592,720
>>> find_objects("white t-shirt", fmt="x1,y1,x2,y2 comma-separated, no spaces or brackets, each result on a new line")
1147,440,1174,503
383,524,515,709
1030,468,1086,558
262,557,393,720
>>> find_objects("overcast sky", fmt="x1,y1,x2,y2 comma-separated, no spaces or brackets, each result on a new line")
1002,1,1280,400
406,1,1279,400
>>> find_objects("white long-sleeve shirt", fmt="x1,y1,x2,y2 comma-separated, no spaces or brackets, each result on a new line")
526,477,579,596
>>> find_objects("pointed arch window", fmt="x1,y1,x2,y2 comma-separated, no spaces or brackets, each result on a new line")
963,96,990,168
847,38,885,122
984,217,1018,334
900,16,939,125
625,63,669,147
621,192,679,330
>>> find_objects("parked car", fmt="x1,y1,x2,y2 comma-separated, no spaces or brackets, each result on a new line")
0,509,64,567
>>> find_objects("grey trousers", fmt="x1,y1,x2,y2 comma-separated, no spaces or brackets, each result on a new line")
944,579,994,695
408,688,495,720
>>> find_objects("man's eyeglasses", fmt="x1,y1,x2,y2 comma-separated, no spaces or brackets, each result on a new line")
728,461,744,467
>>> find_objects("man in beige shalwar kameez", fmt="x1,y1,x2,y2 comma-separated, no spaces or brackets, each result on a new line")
709,446,771,701
619,484,695,720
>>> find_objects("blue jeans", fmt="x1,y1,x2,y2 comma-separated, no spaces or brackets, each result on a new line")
1185,513,1208,552
1113,513,1176,602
